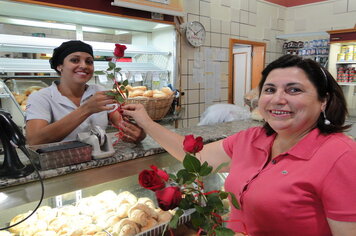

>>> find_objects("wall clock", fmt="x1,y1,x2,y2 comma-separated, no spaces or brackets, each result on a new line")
185,21,206,47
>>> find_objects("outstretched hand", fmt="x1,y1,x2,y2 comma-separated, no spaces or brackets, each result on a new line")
121,103,152,129
118,116,146,143
81,91,116,115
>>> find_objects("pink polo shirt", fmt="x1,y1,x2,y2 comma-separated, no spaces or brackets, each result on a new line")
223,127,356,236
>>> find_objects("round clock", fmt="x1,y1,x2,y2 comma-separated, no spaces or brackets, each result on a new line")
185,21,206,47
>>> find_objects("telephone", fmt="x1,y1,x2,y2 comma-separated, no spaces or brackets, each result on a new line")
0,109,34,178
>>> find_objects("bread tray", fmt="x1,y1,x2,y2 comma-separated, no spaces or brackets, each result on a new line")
137,208,195,236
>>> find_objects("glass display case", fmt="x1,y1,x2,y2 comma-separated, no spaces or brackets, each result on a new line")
0,153,227,235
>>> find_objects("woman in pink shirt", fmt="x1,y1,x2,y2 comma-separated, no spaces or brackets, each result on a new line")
124,54,356,236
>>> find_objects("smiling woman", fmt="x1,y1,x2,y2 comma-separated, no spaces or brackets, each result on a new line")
25,40,146,145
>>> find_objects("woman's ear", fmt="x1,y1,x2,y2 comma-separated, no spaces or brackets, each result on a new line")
57,65,63,73
321,93,329,111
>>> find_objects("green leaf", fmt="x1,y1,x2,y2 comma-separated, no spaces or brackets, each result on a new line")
105,91,117,96
206,193,223,209
227,192,240,210
183,154,201,173
214,226,235,236
176,169,196,184
119,85,126,91
168,209,183,229
108,61,116,70
107,73,115,80
116,95,125,104
179,198,194,210
123,79,129,86
199,161,213,176
219,191,228,200
194,204,205,214
94,71,105,75
191,211,205,228
169,173,177,181
213,162,230,173
114,67,121,73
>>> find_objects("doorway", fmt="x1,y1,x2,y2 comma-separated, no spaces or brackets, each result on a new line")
228,39,266,105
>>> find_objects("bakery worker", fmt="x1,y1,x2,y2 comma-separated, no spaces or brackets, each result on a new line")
25,40,146,145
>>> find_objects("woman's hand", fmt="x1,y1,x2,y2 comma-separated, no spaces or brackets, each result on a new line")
118,116,146,143
80,91,116,115
121,103,153,129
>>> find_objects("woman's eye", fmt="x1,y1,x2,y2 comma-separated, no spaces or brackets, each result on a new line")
70,58,80,63
262,87,275,93
287,87,302,94
86,60,94,65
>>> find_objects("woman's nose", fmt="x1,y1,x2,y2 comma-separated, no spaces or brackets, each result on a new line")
271,91,287,104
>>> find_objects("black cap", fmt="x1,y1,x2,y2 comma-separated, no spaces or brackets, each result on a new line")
49,40,93,74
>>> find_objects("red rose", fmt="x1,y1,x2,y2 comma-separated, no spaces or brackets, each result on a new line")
183,135,204,154
155,186,182,211
150,165,169,181
138,169,165,191
114,43,127,58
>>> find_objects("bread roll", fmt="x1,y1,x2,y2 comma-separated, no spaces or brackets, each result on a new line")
116,202,131,218
128,203,158,225
0,231,12,236
153,91,167,98
128,89,144,98
126,85,133,91
36,206,57,223
57,205,79,217
137,197,156,209
95,190,118,204
161,87,173,96
9,211,37,234
57,227,82,236
33,231,57,236
112,219,139,236
143,90,153,97
48,216,68,232
156,209,173,223
81,224,103,235
131,86,147,91
19,219,48,236
140,218,157,232
24,86,43,96
117,191,137,206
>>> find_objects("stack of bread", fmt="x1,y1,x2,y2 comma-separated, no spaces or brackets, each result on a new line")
12,86,44,111
5,190,174,236
126,85,173,99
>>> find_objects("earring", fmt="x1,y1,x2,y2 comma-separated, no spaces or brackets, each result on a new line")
322,110,331,125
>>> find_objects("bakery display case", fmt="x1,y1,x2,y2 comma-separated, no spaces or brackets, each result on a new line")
0,153,228,235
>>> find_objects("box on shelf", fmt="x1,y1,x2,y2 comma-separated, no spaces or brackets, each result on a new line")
28,141,93,170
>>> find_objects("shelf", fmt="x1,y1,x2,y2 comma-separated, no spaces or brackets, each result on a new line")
0,34,171,57
338,82,356,86
336,61,356,64
0,58,168,73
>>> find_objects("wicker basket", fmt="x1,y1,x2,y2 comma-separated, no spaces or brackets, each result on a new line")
126,95,174,120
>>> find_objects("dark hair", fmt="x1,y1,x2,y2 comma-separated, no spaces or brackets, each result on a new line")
49,40,93,74
258,54,350,135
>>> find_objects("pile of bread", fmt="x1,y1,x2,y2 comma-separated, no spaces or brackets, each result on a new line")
12,86,44,111
126,85,173,99
2,190,173,236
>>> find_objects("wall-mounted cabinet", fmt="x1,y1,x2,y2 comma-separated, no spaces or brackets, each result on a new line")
327,28,356,119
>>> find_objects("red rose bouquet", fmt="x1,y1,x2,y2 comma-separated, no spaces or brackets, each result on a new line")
94,43,129,104
138,135,240,236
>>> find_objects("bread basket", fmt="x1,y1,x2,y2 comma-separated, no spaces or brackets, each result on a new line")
126,95,174,120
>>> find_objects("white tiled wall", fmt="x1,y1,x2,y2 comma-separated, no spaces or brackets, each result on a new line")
177,0,356,128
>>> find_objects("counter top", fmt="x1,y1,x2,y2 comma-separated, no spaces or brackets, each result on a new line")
0,119,261,189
